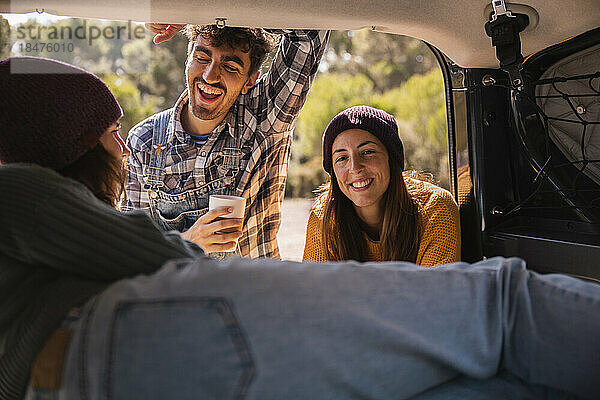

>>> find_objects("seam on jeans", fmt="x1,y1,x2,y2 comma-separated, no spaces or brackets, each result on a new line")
104,297,255,400
217,298,256,399
103,300,123,400
78,296,100,400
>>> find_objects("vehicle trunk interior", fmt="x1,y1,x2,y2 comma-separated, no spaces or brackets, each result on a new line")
450,27,600,280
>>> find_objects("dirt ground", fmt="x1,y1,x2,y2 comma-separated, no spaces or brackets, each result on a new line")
277,198,313,261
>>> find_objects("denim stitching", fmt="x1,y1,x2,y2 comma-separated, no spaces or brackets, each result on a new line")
216,299,255,399
104,297,255,400
150,175,233,231
152,177,229,202
78,297,100,400
103,301,124,400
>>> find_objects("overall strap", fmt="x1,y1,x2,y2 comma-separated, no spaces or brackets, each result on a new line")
220,102,243,193
145,108,174,190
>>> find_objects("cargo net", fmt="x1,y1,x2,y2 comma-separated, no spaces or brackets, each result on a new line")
508,69,600,221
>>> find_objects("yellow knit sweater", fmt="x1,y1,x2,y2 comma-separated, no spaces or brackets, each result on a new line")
302,175,461,266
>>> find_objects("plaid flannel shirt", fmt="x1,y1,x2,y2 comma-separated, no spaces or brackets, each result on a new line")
124,30,329,258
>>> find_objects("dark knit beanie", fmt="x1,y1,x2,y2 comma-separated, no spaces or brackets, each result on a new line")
0,57,122,170
322,105,404,174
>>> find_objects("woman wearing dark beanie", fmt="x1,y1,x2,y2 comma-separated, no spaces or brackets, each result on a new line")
303,105,460,265
0,57,203,400
0,56,128,207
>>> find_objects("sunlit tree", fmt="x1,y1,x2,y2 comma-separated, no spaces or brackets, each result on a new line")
0,16,10,59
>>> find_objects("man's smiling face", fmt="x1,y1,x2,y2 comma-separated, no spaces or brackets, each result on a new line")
185,36,258,122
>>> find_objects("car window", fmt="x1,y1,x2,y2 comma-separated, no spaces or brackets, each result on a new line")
0,14,450,261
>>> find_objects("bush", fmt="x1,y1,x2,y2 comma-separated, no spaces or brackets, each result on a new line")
102,74,161,137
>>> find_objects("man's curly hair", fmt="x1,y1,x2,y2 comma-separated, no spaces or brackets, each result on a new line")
184,25,278,75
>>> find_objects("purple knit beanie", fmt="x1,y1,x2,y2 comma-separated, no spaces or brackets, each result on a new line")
0,57,122,170
322,105,404,174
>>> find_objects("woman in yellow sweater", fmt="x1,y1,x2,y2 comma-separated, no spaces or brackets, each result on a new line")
303,105,460,266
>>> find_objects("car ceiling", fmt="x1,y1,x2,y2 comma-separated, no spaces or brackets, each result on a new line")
1,0,599,68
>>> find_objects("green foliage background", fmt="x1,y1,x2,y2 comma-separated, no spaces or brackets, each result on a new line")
0,16,10,59
1,17,448,197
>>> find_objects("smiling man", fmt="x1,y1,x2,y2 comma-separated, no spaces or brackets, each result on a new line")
125,25,329,258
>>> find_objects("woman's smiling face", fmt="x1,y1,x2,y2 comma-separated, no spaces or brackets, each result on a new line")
332,128,390,214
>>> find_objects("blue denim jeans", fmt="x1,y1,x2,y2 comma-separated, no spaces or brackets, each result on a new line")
26,257,600,399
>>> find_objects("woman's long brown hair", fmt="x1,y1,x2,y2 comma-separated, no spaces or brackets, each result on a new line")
321,156,421,262
59,145,127,208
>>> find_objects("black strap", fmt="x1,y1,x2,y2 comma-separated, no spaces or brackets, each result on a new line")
145,108,174,190
485,7,529,88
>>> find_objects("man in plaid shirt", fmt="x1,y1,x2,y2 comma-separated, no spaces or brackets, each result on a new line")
125,24,329,258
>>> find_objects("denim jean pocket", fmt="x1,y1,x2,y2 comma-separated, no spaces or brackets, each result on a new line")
155,208,205,232
105,297,254,400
